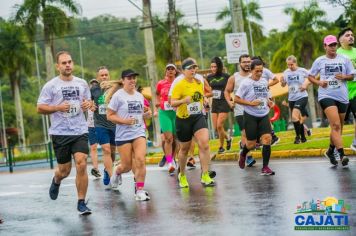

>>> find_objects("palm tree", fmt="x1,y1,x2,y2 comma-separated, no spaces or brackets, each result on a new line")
270,1,328,72
216,1,264,54
13,0,81,81
270,1,329,125
0,21,33,146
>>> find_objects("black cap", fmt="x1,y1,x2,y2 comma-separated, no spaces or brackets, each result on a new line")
121,69,139,78
182,59,197,70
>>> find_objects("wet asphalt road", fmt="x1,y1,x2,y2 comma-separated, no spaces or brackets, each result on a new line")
0,157,355,236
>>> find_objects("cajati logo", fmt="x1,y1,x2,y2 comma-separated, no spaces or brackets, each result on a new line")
294,197,350,231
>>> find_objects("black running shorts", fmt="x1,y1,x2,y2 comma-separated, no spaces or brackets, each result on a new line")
319,98,348,114
211,99,231,113
289,97,308,117
345,97,356,121
235,115,244,131
243,112,271,141
52,134,89,164
176,114,208,142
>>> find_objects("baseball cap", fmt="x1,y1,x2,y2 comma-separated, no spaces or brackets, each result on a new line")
121,69,139,78
182,59,197,70
323,35,338,45
165,64,177,70
89,79,99,84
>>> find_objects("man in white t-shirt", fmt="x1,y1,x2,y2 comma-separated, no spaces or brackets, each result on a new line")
225,54,256,167
37,51,93,215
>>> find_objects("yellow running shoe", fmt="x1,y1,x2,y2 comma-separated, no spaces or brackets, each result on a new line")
201,172,215,187
178,173,189,188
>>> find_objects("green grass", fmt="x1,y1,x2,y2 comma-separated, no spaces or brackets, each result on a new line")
194,124,355,155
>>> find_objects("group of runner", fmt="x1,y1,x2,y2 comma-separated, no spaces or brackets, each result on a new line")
36,28,355,215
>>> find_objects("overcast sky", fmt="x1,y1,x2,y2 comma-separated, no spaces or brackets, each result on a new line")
0,0,344,34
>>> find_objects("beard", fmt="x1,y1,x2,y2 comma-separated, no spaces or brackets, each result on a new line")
240,66,250,73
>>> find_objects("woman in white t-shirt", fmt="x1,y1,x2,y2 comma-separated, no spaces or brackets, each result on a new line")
107,69,152,201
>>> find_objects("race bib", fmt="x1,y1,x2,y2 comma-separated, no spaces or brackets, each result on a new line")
163,101,174,110
98,104,107,115
187,102,202,115
64,102,80,118
130,115,143,128
212,90,222,99
257,99,267,110
289,84,299,94
327,77,341,89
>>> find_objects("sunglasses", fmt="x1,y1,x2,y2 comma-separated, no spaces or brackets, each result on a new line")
166,67,175,71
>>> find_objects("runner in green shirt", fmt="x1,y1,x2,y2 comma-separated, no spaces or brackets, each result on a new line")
337,28,356,151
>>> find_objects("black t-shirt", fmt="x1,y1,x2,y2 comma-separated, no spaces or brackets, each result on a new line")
207,72,230,100
90,83,115,129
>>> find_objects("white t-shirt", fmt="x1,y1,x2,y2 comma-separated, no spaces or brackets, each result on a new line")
233,72,250,117
309,54,355,103
107,89,146,141
283,67,309,101
261,68,275,82
236,77,271,117
37,76,91,135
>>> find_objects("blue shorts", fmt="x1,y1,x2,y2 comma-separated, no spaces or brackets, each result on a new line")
95,127,116,145
115,136,146,147
88,127,97,145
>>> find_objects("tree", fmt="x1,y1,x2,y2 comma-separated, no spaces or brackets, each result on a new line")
328,0,356,28
0,21,33,146
14,0,81,81
216,1,264,54
270,1,328,71
270,1,329,125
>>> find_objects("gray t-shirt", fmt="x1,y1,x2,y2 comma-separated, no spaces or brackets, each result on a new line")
262,68,275,82
283,67,309,101
233,72,250,117
236,77,271,117
90,84,115,129
309,54,355,103
107,89,146,141
37,76,91,135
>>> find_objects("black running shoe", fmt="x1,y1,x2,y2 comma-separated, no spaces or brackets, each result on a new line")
187,157,196,168
341,156,349,167
218,147,225,154
294,137,300,144
158,155,166,167
77,200,92,215
324,151,338,166
271,136,280,146
226,138,232,151
91,168,101,178
49,177,60,200
208,170,216,178
301,137,307,143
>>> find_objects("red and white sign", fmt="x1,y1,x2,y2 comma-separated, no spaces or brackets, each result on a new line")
225,33,249,64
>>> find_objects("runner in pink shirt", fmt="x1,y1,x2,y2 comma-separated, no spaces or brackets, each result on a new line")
155,64,178,175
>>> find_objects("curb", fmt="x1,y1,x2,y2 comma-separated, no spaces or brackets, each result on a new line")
145,148,355,164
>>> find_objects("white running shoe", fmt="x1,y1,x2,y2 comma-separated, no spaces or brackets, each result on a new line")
135,190,150,201
350,143,356,152
110,173,122,190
